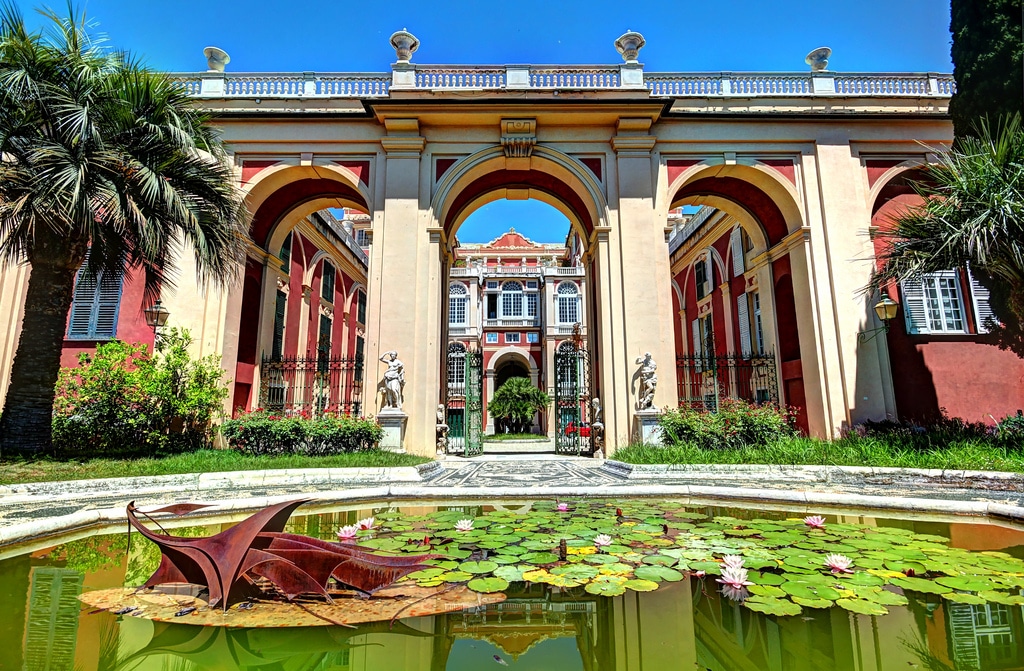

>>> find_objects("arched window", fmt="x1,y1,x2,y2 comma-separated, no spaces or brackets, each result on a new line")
556,282,580,324
501,281,524,318
447,342,467,387
321,261,335,302
449,283,468,325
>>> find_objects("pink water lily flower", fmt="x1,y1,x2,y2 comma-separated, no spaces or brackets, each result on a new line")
336,525,358,541
804,515,827,529
825,553,854,574
721,555,745,569
357,517,375,531
556,502,570,512
455,519,474,532
593,534,613,547
693,570,707,578
716,566,754,589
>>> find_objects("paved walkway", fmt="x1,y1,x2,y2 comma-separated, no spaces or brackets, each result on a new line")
0,456,1022,549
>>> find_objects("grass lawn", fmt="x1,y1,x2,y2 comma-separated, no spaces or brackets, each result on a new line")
0,449,432,486
483,433,548,442
612,437,1024,472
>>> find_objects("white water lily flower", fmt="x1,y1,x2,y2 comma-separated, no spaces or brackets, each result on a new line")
720,584,750,602
336,525,358,541
825,553,854,574
716,566,754,589
593,534,613,547
357,517,375,531
455,519,474,532
721,555,745,569
804,515,827,529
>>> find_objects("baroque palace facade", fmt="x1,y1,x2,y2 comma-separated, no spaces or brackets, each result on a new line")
0,32,1021,455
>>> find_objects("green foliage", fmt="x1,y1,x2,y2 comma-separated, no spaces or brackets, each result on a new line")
997,409,1024,443
0,4,248,455
657,399,796,449
487,377,551,434
51,329,228,458
870,115,1024,354
949,0,1024,139
221,411,384,455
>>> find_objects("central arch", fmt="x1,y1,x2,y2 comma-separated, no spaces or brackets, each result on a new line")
434,148,606,448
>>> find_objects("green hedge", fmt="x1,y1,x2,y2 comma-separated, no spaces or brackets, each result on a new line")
221,411,384,455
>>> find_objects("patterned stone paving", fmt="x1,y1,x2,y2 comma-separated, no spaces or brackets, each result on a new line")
427,459,622,488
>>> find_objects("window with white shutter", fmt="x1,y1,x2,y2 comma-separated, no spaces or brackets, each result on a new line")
968,267,996,333
730,228,745,277
67,260,123,340
695,255,710,300
901,271,967,334
736,294,752,359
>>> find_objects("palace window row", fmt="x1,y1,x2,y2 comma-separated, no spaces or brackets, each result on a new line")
901,269,993,335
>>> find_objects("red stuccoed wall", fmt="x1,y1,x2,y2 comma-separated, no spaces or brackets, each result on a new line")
874,190,1024,424
61,266,154,368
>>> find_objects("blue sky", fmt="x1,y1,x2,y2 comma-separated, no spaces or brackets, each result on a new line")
13,0,954,242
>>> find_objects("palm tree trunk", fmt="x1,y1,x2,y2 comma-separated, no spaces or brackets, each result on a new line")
0,240,83,457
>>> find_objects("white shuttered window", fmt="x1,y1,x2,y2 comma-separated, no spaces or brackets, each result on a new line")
736,294,752,359
730,228,745,277
67,261,123,340
902,271,967,334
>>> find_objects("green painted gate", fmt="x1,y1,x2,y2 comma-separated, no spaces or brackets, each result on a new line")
554,341,592,455
446,344,483,457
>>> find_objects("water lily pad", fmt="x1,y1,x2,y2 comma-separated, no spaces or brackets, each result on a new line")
521,552,560,565
780,581,841,601
459,561,499,574
835,598,888,616
585,580,626,596
977,591,1024,606
467,577,509,593
642,555,678,567
935,576,1001,592
493,565,528,582
406,568,446,581
748,584,786,598
584,554,619,565
749,571,785,585
890,577,952,595
624,579,659,592
440,571,473,582
633,566,683,582
791,596,832,609
551,564,599,580
743,597,802,616
943,592,988,604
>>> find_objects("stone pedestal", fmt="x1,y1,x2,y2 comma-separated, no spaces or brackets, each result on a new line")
378,409,408,452
633,409,662,445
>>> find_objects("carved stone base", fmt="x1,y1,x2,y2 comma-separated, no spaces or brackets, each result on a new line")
633,408,663,446
378,409,408,452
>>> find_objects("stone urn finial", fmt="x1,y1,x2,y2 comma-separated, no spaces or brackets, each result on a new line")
203,46,230,72
615,30,646,63
390,29,419,63
805,46,832,72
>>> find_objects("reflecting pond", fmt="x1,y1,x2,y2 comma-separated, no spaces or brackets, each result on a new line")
2,500,1024,671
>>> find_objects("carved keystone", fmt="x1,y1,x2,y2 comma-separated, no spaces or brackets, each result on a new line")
501,119,537,164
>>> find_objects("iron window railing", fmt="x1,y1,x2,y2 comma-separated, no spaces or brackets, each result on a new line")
260,354,363,416
676,352,779,412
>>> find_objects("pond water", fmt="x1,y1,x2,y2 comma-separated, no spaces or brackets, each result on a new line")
2,499,1024,671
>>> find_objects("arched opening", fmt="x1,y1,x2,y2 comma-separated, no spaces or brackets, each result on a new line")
495,359,529,390
231,166,371,417
667,163,804,428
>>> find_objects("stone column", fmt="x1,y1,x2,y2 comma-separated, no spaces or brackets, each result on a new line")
610,118,679,444
363,119,441,454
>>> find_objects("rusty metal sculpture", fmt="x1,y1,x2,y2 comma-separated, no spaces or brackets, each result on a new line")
127,499,439,610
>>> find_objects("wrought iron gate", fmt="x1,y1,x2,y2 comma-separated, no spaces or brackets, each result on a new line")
446,345,483,457
554,342,592,455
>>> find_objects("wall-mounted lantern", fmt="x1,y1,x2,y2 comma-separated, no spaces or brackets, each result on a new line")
859,295,898,343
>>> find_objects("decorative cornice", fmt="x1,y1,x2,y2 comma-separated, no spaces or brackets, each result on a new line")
611,135,657,155
381,135,426,156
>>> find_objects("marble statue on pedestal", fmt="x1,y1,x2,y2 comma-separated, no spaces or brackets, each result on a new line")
379,350,405,410
633,352,657,410
436,404,449,456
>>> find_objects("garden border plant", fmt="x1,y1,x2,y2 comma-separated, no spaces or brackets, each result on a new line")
220,410,385,455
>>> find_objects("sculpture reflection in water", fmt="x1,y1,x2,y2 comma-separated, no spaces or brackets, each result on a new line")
126,499,439,610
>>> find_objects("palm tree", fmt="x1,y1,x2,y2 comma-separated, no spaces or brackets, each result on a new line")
870,114,1024,355
0,5,248,456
